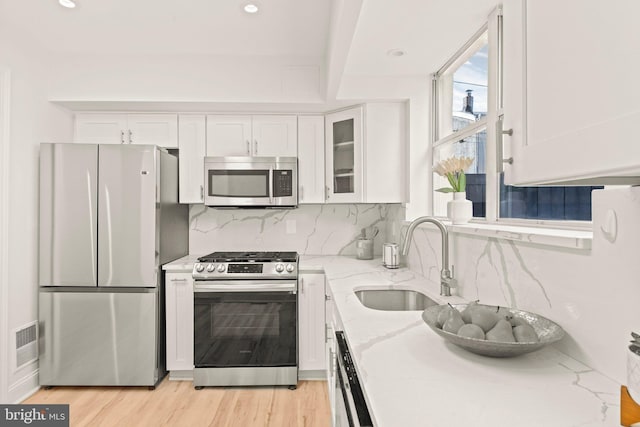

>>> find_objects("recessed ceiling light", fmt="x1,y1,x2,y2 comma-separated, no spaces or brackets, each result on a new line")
387,49,407,57
244,3,259,13
58,0,76,8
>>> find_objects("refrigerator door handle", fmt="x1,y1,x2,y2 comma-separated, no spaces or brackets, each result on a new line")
103,185,113,286
86,169,97,286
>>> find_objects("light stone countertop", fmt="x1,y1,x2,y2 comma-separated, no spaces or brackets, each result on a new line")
162,254,620,426
162,254,201,272
303,255,620,427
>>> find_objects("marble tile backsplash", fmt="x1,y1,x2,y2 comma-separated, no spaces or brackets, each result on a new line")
189,204,396,256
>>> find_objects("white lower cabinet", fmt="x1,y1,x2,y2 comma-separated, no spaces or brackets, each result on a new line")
298,273,327,374
165,272,194,376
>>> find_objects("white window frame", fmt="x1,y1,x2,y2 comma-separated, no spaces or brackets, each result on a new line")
431,23,491,221
431,7,595,231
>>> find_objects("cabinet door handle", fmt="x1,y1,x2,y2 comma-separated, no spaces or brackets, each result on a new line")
200,185,204,201
496,117,514,173
128,130,133,144
254,140,258,155
246,140,250,155
325,186,330,200
120,130,125,144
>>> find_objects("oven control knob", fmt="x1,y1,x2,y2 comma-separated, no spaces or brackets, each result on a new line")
217,264,226,273
286,264,295,273
275,263,285,273
206,263,215,272
195,263,205,273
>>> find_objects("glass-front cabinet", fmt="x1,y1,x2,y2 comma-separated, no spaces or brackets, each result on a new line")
325,106,363,203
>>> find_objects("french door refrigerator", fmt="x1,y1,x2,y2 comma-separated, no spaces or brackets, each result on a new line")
38,143,188,387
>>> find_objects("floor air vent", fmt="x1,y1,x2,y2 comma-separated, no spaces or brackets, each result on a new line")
14,321,38,370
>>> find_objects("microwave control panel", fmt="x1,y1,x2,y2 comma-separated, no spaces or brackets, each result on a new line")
273,170,293,197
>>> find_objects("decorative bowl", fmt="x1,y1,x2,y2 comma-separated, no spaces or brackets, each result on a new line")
421,303,565,358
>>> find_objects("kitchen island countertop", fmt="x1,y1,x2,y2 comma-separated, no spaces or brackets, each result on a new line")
303,255,620,427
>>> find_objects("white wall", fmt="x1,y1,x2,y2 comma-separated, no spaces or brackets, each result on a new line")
394,187,640,385
49,53,324,104
0,25,74,402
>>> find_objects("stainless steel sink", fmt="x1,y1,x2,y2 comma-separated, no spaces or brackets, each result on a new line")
354,289,438,311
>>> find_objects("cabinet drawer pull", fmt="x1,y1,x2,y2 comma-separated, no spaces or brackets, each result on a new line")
246,140,250,155
254,140,258,155
200,185,204,201
171,278,188,283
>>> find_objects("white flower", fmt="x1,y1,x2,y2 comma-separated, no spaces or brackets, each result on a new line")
434,156,474,193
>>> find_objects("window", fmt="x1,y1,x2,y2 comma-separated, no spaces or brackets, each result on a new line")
431,8,601,224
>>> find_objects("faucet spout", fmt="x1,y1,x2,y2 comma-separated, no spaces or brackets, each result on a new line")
400,217,454,296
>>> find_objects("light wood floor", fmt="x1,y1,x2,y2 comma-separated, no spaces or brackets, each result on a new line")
23,378,331,427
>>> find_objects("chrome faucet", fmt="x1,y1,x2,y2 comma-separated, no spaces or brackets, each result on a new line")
400,217,455,296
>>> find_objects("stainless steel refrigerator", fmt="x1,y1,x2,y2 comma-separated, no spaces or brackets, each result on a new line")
38,143,188,387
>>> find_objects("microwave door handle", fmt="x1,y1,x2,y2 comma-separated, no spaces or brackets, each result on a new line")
269,167,274,204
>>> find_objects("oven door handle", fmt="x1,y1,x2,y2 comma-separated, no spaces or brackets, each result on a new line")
194,281,297,293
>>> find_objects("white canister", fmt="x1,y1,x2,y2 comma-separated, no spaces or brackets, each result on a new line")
382,243,399,269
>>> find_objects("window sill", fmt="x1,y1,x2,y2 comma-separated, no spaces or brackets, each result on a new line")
449,222,592,250
404,220,593,250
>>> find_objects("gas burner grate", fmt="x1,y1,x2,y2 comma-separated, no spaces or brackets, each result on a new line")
197,251,298,263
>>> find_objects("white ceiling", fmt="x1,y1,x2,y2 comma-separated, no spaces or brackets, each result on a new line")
3,0,499,84
344,0,499,76
3,0,332,56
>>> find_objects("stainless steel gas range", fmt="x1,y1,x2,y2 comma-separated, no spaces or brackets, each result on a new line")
192,251,298,389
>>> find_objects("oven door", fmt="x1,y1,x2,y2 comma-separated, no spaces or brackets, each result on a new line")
193,281,297,368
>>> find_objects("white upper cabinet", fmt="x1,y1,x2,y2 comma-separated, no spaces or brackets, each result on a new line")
251,115,298,157
205,115,252,156
325,107,364,203
297,116,325,204
325,103,407,203
363,103,406,203
178,115,206,204
74,113,178,148
206,115,297,157
502,0,640,185
74,113,127,144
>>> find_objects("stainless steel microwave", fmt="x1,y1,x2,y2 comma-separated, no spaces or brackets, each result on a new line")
204,156,298,208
